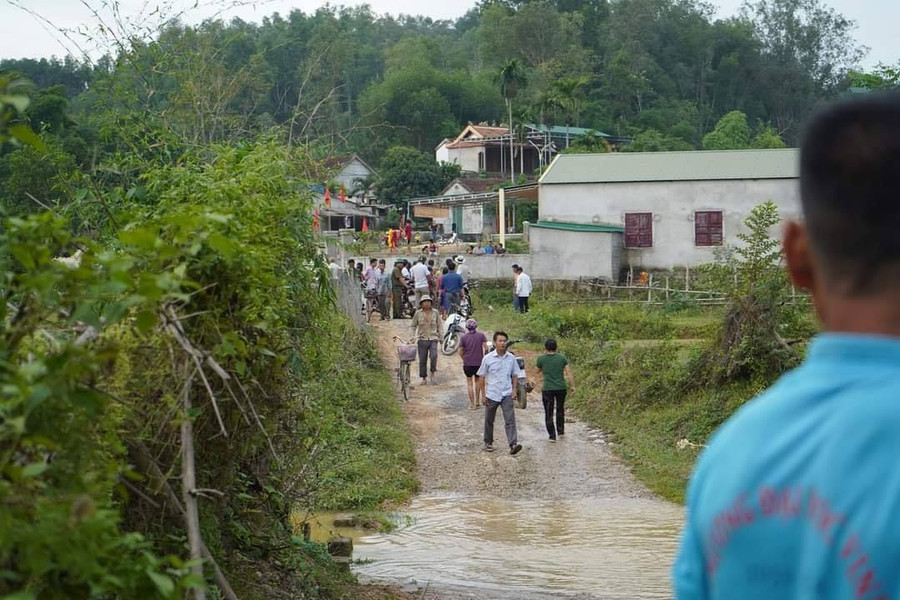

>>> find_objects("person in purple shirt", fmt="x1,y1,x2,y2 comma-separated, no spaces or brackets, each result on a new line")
458,319,488,410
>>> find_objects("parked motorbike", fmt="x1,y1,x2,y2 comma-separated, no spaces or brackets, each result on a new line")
484,338,534,409
440,296,474,355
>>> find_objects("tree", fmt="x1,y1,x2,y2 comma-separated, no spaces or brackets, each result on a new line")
625,129,694,152
373,146,458,205
703,111,751,150
561,129,610,153
548,75,591,146
741,0,868,91
751,123,787,148
849,63,900,91
496,59,528,183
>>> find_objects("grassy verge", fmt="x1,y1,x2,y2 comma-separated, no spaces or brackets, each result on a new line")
311,357,419,512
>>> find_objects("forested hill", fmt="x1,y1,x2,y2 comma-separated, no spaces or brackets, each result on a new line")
0,0,875,167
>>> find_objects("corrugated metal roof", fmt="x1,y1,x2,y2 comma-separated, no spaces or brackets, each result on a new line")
530,220,624,233
539,148,799,184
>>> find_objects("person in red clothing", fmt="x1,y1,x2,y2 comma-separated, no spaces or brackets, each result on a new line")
404,221,413,246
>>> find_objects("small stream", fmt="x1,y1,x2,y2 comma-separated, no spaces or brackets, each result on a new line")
313,494,683,599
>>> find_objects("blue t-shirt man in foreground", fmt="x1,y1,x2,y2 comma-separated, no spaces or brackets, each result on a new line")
674,93,900,599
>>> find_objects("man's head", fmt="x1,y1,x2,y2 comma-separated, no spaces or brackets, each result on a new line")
419,295,433,310
544,338,558,353
378,259,386,271
511,264,520,274
786,93,900,319
347,259,355,268
448,263,456,271
428,259,434,267
369,258,377,267
419,256,426,264
493,330,508,353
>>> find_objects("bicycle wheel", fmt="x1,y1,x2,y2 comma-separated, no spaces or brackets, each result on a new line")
400,362,410,402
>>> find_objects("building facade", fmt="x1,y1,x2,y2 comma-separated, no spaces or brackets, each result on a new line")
537,149,800,271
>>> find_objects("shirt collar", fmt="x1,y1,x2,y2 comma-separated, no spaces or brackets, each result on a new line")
807,333,900,366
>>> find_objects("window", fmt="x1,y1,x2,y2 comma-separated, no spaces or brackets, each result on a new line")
477,151,485,171
695,211,723,246
624,212,653,248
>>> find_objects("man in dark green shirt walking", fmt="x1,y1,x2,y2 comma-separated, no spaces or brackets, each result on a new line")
535,338,575,441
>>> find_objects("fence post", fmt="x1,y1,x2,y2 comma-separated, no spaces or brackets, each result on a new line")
665,277,670,302
685,265,690,291
648,274,653,303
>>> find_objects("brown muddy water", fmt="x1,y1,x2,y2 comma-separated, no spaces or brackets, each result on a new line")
314,494,683,599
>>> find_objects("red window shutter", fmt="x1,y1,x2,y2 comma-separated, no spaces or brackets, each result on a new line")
625,212,652,248
695,211,723,246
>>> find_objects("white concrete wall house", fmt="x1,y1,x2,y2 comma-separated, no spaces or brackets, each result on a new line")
440,177,505,238
324,154,378,202
538,149,801,271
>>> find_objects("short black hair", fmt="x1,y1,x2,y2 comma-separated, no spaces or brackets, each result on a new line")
801,92,900,294
370,258,377,264
493,330,508,342
347,259,355,265
378,259,386,264
428,259,434,266
544,338,558,352
448,263,456,271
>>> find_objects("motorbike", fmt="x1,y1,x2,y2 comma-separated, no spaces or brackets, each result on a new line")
400,281,418,318
484,338,534,409
440,295,474,355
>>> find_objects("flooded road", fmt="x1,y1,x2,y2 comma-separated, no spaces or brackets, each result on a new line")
354,495,682,599
359,319,684,598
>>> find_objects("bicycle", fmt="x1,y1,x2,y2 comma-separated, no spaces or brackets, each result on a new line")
393,336,416,402
364,289,380,322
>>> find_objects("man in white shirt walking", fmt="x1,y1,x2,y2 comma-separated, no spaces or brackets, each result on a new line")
513,265,532,313
477,331,525,455
410,256,431,305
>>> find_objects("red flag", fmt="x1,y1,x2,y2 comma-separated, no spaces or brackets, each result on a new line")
324,187,331,209
362,218,369,232
313,208,320,230
339,186,346,203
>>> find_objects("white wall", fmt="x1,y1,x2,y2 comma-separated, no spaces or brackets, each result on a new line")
462,205,484,235
334,158,374,199
458,229,620,282
530,228,620,280
539,179,800,270
444,146,482,172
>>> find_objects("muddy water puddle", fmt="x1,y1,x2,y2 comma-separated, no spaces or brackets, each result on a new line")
352,494,683,599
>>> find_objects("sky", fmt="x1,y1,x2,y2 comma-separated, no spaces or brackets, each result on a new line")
0,0,898,69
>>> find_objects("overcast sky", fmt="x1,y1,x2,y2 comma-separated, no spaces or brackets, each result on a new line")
1,0,897,68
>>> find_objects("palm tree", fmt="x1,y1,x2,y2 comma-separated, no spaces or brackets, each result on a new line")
496,59,528,184
549,76,591,148
351,174,379,204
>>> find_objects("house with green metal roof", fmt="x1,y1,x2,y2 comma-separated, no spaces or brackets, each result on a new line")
535,148,801,273
435,122,630,181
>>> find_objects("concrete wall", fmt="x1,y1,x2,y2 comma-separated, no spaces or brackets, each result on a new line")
443,146,482,172
458,229,620,282
530,228,621,281
539,178,800,270
442,182,486,235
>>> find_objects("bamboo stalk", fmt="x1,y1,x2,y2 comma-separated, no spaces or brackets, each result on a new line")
181,376,207,600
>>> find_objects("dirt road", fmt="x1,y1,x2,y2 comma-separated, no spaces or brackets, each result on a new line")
372,318,651,502
361,317,681,599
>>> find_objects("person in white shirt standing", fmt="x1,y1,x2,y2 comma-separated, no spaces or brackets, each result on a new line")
410,256,431,306
514,265,532,313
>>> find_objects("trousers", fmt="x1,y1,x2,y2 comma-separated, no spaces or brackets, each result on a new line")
376,293,388,319
418,339,438,379
484,394,518,447
542,389,567,439
517,296,530,313
392,288,404,318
